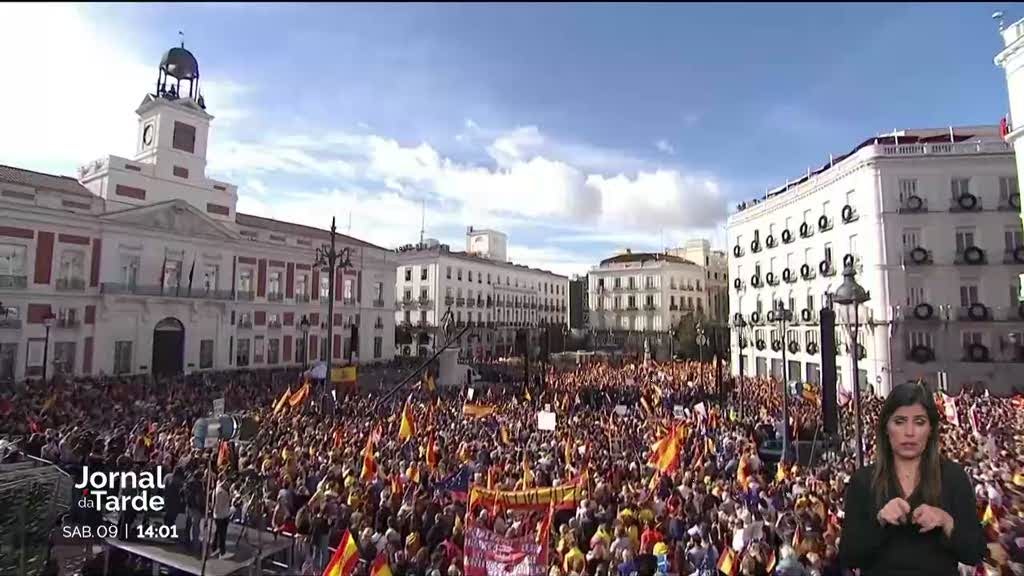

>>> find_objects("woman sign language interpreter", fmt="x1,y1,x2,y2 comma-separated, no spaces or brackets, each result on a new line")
838,382,986,576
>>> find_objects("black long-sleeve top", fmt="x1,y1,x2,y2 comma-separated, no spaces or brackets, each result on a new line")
838,458,987,576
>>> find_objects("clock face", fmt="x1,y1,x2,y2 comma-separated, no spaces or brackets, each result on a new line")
142,124,154,146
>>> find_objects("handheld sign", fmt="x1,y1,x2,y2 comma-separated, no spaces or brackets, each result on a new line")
537,411,557,431
213,398,225,417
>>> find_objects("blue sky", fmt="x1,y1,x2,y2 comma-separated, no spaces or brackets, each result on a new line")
0,3,1017,276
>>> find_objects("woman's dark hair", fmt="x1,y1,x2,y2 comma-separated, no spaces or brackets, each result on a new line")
871,382,942,507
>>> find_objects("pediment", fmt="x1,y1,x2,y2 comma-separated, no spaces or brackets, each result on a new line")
102,200,237,240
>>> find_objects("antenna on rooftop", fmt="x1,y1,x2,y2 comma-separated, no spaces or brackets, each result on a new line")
420,199,425,245
994,11,1005,31
179,30,185,48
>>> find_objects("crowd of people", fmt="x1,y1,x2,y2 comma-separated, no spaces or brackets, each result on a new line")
1,359,1022,576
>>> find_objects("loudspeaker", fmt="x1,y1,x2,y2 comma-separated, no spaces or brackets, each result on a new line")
350,324,359,354
819,308,838,436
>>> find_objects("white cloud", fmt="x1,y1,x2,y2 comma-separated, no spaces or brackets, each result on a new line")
655,139,676,154
505,245,594,278
0,4,248,175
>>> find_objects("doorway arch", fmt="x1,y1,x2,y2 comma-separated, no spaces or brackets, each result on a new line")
152,317,185,376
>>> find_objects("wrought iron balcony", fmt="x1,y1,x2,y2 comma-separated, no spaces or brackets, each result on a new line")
419,297,433,307
268,320,282,329
56,277,86,291
0,275,27,289
373,299,385,308
267,292,284,302
0,318,22,329
445,296,454,305
238,319,254,329
294,293,311,303
237,290,255,301
100,282,236,300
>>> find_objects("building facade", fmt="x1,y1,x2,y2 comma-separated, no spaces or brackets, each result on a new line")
996,14,1024,296
728,126,1023,396
393,230,568,359
587,250,708,335
0,45,396,382
668,239,730,324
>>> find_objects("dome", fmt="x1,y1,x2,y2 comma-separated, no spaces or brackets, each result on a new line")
160,46,199,80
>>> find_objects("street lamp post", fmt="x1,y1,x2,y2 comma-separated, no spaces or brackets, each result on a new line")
831,261,871,469
299,315,311,371
42,312,56,383
313,217,353,368
732,314,749,419
770,300,793,463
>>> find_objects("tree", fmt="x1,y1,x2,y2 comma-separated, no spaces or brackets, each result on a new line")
674,309,707,360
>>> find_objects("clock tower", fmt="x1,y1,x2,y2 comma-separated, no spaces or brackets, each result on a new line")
134,43,212,179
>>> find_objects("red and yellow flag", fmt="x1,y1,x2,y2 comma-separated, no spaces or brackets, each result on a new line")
399,401,415,441
426,434,439,471
522,457,535,489
648,425,682,473
369,553,393,576
717,547,738,576
217,440,232,471
288,381,311,407
563,437,573,470
322,529,360,576
273,386,292,414
500,425,512,446
360,434,378,482
982,503,997,525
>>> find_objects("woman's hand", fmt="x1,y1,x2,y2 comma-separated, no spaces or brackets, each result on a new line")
877,497,912,526
912,504,954,537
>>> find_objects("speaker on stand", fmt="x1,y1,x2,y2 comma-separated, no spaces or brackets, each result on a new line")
819,307,841,464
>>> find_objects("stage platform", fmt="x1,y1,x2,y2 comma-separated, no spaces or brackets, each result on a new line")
101,521,294,576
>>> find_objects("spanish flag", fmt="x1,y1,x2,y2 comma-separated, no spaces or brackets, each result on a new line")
776,462,788,483
522,457,535,489
982,503,997,525
717,547,738,576
273,386,292,414
217,440,231,471
322,529,359,576
563,437,573,469
462,403,496,419
360,435,378,482
369,553,393,576
487,466,496,489
524,386,532,402
648,426,682,473
426,434,439,471
500,425,512,446
399,401,415,441
288,381,311,407
406,463,421,485
41,393,57,414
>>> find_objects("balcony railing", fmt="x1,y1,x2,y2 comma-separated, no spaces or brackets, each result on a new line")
643,304,657,311
456,298,466,307
373,299,385,308
237,290,255,301
56,317,79,328
374,322,384,330
417,320,430,328
238,319,254,329
294,293,311,303
0,275,27,289
267,292,284,302
56,277,86,291
343,297,356,306
445,296,454,305
669,304,679,311
268,320,282,329
419,297,432,307
466,299,475,308
101,283,236,300
0,318,22,329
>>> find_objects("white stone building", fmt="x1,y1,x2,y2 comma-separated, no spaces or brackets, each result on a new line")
587,249,709,336
0,45,396,382
727,126,1023,395
668,239,730,325
393,229,568,358
996,14,1024,296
